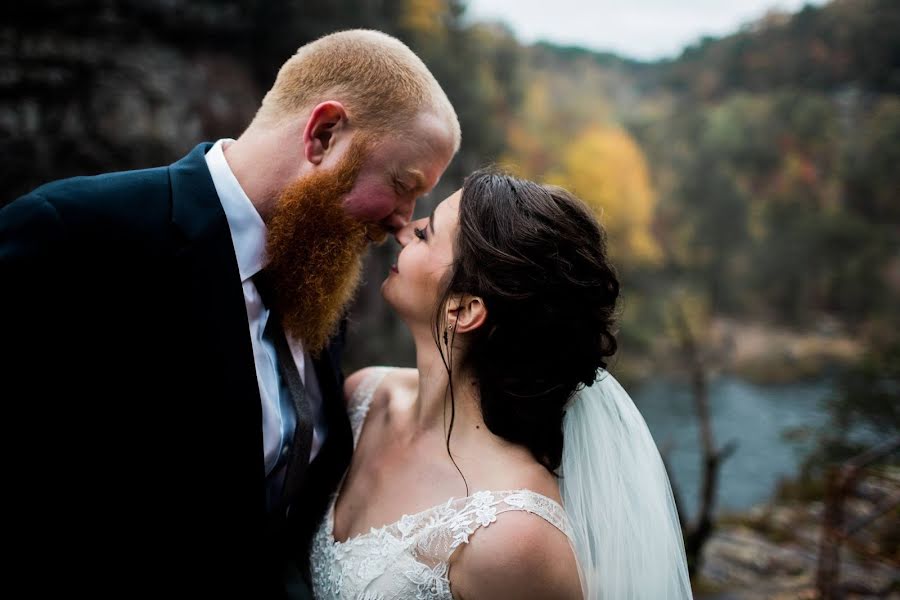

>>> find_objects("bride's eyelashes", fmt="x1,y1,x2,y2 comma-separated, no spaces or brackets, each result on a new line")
414,226,427,241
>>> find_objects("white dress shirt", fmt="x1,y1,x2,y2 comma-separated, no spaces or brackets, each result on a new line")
205,139,326,472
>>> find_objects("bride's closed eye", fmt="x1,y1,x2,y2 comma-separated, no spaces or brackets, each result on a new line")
413,226,427,241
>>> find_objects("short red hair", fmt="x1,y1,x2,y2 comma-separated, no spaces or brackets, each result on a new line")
255,29,460,148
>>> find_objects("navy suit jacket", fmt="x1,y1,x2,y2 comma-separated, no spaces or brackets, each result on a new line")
0,143,353,597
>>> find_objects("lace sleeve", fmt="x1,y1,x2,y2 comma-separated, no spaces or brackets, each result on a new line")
346,366,392,444
409,490,573,569
310,488,572,600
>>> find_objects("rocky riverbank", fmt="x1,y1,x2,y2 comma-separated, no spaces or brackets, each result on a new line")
705,318,863,385
696,468,899,599
616,316,864,388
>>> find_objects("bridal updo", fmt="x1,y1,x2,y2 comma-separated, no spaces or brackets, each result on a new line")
435,169,619,473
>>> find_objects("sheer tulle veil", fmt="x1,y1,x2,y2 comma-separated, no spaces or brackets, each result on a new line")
559,369,694,599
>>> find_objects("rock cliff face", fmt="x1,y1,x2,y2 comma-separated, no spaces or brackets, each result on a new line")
2,2,269,202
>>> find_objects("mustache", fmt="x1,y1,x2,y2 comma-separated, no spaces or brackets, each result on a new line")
365,222,392,245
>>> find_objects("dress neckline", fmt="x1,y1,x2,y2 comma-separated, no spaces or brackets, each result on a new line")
327,488,567,546
332,368,569,546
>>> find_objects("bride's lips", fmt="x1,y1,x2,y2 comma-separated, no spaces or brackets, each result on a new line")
390,264,399,273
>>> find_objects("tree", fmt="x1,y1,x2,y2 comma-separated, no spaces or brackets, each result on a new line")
549,126,662,267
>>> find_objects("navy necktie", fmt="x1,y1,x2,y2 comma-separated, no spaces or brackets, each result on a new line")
255,271,314,515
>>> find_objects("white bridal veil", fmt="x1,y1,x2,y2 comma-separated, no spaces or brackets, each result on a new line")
560,370,694,599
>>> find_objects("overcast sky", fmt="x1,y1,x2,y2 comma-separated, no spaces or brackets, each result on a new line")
464,0,828,61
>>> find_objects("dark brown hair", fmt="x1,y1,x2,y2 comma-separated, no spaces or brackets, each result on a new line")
435,169,620,475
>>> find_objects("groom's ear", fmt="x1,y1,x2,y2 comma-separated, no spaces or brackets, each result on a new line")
303,101,348,165
448,294,487,334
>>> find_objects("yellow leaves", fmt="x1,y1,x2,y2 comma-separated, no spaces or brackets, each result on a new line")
487,45,661,267
551,126,662,266
401,0,448,41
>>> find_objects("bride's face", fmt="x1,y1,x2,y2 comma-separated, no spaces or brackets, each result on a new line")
382,190,460,324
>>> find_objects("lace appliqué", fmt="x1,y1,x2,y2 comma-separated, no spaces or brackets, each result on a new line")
347,367,392,446
312,490,570,600
311,488,570,599
309,368,573,599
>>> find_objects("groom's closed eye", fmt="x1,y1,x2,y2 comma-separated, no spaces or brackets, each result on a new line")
396,169,427,196
393,178,410,195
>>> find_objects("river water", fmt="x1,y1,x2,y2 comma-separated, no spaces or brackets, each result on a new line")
632,375,835,516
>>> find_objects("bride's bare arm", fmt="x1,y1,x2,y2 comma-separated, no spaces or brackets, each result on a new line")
449,511,582,600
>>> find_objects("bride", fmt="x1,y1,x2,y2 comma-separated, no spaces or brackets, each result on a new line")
308,170,693,599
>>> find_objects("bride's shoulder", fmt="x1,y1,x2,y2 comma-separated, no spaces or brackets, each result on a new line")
343,366,417,408
450,507,582,600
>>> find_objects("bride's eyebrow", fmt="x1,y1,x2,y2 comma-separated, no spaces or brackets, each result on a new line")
429,206,436,234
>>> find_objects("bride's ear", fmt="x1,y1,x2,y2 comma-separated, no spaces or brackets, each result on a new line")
446,294,487,334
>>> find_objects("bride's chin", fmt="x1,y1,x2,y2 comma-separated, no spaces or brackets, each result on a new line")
380,284,415,322
380,277,397,303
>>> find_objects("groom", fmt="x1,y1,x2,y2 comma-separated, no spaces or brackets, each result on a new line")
0,30,459,597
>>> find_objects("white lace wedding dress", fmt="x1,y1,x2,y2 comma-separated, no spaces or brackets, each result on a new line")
309,367,574,600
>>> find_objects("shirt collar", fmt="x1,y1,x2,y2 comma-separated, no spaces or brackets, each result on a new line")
204,138,267,283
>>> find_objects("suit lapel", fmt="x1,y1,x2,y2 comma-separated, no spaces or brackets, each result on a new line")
283,335,353,569
317,353,352,452
309,332,353,484
168,143,266,509
166,144,352,553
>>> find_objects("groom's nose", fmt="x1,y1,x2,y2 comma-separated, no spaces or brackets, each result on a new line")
383,198,416,234
395,222,414,247
383,212,409,236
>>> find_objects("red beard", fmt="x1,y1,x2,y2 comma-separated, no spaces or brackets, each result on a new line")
265,137,374,354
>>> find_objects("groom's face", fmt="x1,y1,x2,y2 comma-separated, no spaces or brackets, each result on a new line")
264,114,454,353
340,111,456,240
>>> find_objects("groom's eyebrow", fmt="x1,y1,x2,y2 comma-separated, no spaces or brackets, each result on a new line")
401,169,425,193
406,169,426,193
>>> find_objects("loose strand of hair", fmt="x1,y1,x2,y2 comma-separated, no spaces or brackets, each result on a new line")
435,296,469,498
445,368,469,498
